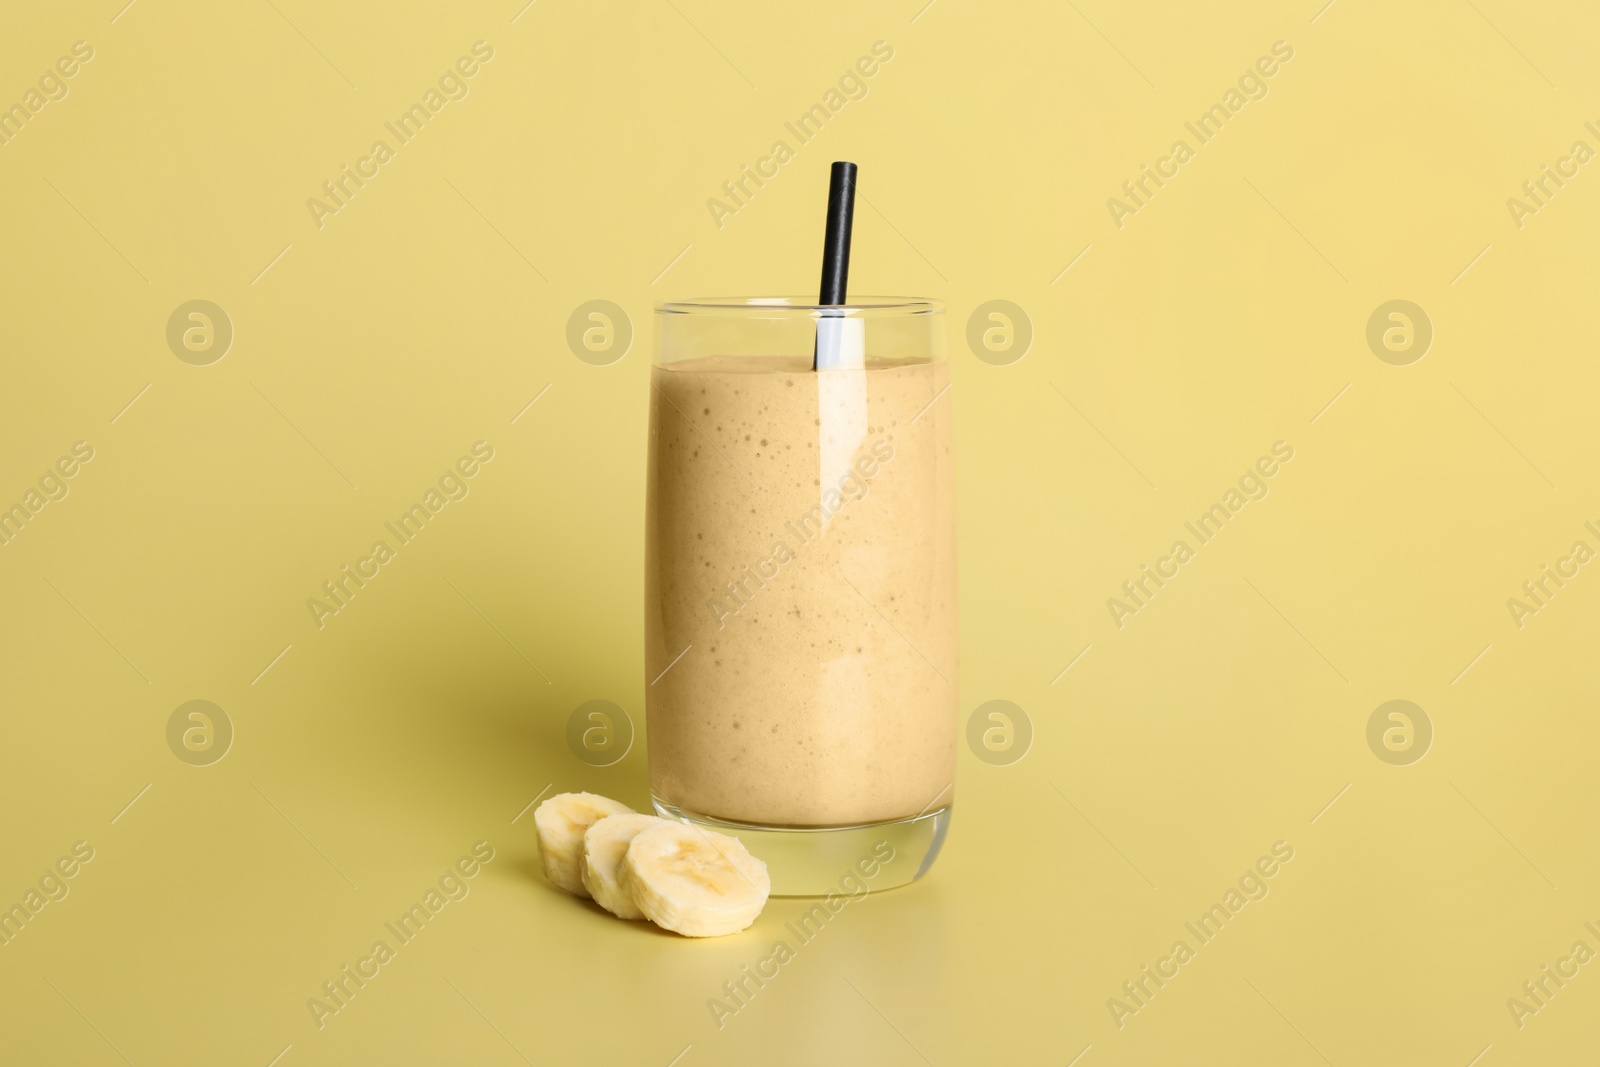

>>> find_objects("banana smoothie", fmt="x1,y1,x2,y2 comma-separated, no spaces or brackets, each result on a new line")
645,354,956,827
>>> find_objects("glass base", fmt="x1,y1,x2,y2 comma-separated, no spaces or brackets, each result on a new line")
651,796,952,897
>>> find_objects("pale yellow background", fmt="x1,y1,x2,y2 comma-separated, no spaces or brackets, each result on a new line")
2,0,1598,1064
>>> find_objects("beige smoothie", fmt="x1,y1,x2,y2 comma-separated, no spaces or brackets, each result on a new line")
645,354,956,827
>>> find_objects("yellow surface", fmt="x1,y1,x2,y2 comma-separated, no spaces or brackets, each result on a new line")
2,1,1598,1064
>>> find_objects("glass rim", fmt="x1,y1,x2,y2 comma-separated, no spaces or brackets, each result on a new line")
655,296,942,316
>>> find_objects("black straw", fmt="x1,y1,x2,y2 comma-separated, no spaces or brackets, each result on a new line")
814,162,857,370
818,162,857,305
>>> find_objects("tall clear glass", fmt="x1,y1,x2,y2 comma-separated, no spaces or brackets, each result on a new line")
645,297,955,895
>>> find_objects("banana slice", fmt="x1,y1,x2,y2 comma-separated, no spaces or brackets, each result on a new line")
581,813,663,919
620,821,770,937
535,792,634,896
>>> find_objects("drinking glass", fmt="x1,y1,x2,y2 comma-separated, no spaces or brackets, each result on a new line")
645,296,955,895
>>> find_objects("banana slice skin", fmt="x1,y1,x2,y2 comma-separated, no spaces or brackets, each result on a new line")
535,792,634,896
620,821,771,937
581,813,663,919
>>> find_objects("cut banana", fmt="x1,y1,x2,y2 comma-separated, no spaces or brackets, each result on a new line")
581,813,663,919
535,792,634,896
620,821,770,937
